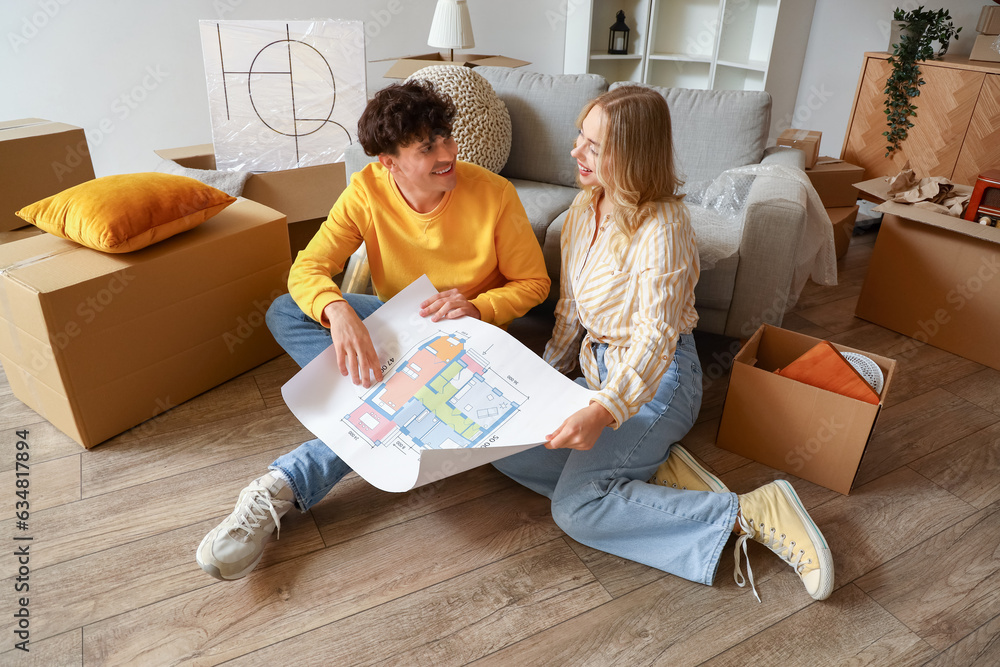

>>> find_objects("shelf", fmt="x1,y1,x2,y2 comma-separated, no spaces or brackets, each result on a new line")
648,53,713,63
590,53,644,61
715,59,768,72
714,64,765,91
650,0,720,60
588,0,650,64
588,58,645,85
645,59,711,89
717,0,778,67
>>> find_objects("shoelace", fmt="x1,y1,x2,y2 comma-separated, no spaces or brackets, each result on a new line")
233,483,283,540
733,515,812,603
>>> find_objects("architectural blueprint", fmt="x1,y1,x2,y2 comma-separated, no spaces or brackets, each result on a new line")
282,276,596,492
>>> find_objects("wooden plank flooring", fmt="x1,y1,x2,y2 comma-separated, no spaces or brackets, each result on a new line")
2,223,999,665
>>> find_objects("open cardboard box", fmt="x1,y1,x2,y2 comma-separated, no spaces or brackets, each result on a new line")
853,176,1000,371
379,52,530,79
155,144,345,225
716,324,896,495
1,118,96,232
0,199,291,448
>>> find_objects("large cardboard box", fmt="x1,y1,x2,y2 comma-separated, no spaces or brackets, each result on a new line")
978,5,1000,35
0,228,44,246
0,119,96,232
827,204,860,259
854,177,1000,370
154,145,345,224
716,325,895,495
807,157,864,207
969,34,1000,62
776,128,821,168
381,52,530,79
0,199,291,448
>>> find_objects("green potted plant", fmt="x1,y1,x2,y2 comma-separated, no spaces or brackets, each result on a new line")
883,6,962,157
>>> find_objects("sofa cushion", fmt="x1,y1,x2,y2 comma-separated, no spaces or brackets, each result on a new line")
610,83,771,183
508,178,578,247
475,67,608,188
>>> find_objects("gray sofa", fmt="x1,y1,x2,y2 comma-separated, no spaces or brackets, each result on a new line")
345,67,810,339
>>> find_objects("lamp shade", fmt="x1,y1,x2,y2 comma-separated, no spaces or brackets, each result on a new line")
428,0,475,50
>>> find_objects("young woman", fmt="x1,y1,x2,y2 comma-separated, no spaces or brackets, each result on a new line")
493,86,834,602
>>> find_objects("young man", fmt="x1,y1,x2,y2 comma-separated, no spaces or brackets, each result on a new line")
196,80,551,581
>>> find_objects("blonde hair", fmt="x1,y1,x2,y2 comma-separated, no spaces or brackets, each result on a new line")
574,86,683,261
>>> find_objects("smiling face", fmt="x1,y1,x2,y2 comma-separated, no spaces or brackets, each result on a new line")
571,104,608,189
380,130,459,213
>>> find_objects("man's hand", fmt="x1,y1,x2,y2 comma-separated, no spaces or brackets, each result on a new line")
419,288,482,322
545,402,615,451
324,301,382,388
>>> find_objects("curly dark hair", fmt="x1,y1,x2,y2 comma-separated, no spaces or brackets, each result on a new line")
357,80,456,156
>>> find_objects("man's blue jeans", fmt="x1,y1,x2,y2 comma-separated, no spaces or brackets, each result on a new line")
492,335,739,585
265,293,384,511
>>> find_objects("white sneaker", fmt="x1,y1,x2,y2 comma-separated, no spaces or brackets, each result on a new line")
196,473,294,581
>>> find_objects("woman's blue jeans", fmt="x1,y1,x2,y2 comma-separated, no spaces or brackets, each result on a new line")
492,335,739,585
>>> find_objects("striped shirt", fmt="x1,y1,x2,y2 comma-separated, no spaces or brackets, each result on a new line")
542,194,700,428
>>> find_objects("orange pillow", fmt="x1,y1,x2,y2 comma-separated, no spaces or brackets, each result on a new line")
775,341,880,404
15,172,236,253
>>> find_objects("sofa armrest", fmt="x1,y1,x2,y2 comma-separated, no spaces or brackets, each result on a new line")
724,146,807,338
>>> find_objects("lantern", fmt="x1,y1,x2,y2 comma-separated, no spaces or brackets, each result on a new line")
608,10,630,55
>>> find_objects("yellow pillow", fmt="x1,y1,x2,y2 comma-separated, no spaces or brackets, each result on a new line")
15,172,237,253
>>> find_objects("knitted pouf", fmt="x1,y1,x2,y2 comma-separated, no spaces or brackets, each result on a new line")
407,65,511,174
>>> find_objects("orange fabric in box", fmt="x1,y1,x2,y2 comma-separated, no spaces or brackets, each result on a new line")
775,341,879,404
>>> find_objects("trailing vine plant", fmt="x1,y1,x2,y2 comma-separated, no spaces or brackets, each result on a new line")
883,6,961,157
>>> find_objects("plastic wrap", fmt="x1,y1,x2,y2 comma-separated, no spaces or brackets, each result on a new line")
683,163,838,309
199,19,367,173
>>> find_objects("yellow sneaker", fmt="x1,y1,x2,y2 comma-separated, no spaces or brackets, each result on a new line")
650,444,729,493
734,480,833,602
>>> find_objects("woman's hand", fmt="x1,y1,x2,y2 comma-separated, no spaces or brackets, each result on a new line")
419,289,482,322
545,402,615,451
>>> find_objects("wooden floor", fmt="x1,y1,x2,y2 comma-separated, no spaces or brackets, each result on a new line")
3,219,1000,666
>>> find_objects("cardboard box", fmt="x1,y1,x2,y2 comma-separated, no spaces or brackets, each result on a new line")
0,119,96,232
969,34,1000,62
380,52,530,79
854,176,1000,371
807,157,864,207
0,228,44,246
288,218,324,258
0,199,291,448
978,5,1000,35
827,204,860,259
716,325,896,495
154,145,345,224
776,128,822,168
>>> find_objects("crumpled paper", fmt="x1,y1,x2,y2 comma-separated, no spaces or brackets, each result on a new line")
882,164,970,217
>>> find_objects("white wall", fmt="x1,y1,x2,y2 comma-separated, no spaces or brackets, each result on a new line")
4,0,986,176
793,0,982,158
1,0,567,176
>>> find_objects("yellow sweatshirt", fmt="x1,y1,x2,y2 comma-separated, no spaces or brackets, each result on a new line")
289,161,550,328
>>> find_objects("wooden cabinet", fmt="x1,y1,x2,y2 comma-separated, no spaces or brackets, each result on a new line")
841,52,1000,185
563,0,814,138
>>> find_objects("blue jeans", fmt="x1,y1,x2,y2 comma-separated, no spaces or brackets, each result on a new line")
265,293,384,511
492,335,739,585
